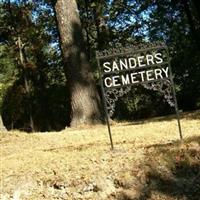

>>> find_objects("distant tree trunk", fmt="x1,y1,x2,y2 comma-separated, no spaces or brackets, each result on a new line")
0,115,6,131
53,0,102,127
18,36,35,132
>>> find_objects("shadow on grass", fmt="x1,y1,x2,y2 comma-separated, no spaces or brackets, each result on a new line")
148,162,200,200
123,109,200,126
115,136,200,200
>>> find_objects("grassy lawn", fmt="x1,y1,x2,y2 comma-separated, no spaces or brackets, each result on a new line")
1,110,200,200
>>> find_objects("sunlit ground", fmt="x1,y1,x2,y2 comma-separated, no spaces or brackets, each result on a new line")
1,110,200,200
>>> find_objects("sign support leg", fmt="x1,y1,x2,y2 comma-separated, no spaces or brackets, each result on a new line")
171,82,183,140
168,66,183,140
101,84,114,150
97,57,114,150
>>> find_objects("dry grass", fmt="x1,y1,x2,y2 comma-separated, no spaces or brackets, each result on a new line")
0,110,200,200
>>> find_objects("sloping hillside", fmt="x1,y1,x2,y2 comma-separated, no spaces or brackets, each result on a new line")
1,111,200,200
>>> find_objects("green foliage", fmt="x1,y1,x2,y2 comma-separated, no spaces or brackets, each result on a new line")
145,0,200,110
2,82,70,131
0,0,67,131
114,87,173,120
0,44,18,113
78,0,200,119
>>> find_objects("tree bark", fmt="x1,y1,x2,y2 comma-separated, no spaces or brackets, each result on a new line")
84,0,91,60
53,0,102,127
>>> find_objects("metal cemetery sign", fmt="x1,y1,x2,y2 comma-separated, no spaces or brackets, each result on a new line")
96,42,183,149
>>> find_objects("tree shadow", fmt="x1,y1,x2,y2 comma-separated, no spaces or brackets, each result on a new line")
115,136,200,200
148,162,200,200
123,109,200,127
146,137,200,200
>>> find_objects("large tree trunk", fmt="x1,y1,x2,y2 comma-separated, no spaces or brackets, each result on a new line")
53,0,102,127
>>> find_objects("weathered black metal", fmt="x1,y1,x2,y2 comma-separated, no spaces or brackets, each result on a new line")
96,41,167,59
105,87,132,117
166,49,183,140
96,42,183,149
96,55,114,150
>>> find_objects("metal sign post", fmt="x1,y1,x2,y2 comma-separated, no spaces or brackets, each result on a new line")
96,57,114,150
96,42,183,149
167,50,183,140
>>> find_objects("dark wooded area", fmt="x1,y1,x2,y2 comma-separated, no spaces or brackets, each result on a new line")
0,0,200,131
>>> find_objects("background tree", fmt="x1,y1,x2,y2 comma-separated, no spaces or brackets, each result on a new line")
0,0,69,131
